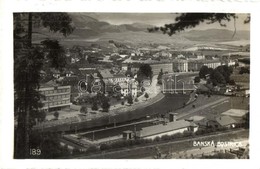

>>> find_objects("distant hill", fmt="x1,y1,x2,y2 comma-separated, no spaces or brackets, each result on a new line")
182,29,250,42
69,13,153,38
32,14,250,47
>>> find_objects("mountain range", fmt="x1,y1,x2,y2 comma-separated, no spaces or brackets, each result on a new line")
69,13,153,38
33,13,250,46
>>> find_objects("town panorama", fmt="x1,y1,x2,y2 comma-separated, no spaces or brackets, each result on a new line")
14,13,250,159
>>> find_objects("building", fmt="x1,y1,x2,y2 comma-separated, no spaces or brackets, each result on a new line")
188,60,204,72
150,63,173,74
122,57,224,75
119,80,138,97
161,74,196,94
172,60,188,72
215,116,237,129
197,115,237,129
136,119,198,140
122,58,173,75
39,85,71,112
187,59,222,71
99,69,114,80
202,59,222,69
197,54,205,60
112,73,129,83
221,109,249,123
50,68,61,79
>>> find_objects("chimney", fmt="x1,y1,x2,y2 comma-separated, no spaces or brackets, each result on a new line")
169,112,177,122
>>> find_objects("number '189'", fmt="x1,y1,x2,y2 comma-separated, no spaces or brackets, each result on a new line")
29,148,41,156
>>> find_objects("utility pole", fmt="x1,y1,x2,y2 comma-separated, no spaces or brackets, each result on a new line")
75,126,77,134
114,118,116,127
174,74,178,94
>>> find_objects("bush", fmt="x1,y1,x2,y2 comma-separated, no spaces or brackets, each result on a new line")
154,136,161,142
134,98,139,102
183,130,193,137
161,135,171,141
100,144,111,151
194,76,201,83
91,101,98,111
53,111,59,119
173,132,183,139
144,139,153,144
144,93,149,100
87,145,99,153
72,148,81,155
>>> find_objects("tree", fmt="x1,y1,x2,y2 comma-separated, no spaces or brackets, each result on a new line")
14,13,74,158
54,111,59,120
80,106,88,114
157,69,163,84
194,76,201,83
210,69,226,85
127,95,133,105
138,64,153,79
38,110,46,122
216,65,233,83
239,67,250,74
144,93,149,100
148,13,249,36
91,101,98,111
134,98,139,102
199,66,209,79
141,87,146,93
101,96,110,112
125,69,133,78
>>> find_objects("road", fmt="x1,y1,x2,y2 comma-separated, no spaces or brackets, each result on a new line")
177,97,230,120
73,129,248,159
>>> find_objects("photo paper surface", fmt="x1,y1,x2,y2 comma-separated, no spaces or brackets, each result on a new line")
13,12,250,159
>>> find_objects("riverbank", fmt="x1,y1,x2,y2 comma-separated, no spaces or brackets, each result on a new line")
33,93,189,132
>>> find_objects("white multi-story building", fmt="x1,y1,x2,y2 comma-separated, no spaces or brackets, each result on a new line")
203,60,222,69
119,80,138,97
39,85,71,112
173,60,189,72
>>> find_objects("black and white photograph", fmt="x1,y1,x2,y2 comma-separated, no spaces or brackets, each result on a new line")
12,12,251,159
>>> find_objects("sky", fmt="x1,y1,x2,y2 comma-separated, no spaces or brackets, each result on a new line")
85,13,250,31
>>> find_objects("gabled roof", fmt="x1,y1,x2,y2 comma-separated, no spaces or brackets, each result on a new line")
215,116,237,126
139,120,196,138
79,69,98,78
186,115,205,122
221,109,248,117
113,73,126,78
99,69,114,79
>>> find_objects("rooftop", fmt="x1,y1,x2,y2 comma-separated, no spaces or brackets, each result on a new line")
186,115,205,122
139,120,196,138
221,109,248,117
215,116,237,126
99,69,114,79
